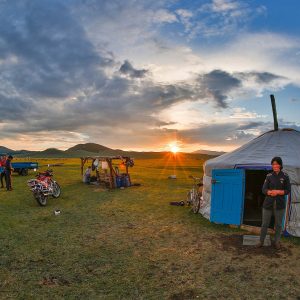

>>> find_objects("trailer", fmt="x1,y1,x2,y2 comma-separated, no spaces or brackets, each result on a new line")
12,162,39,176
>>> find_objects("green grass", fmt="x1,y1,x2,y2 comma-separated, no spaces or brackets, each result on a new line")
1,157,300,299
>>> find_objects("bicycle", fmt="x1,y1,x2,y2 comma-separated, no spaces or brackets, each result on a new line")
186,175,203,213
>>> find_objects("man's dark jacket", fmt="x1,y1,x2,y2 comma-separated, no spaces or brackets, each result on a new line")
5,159,13,174
262,171,291,210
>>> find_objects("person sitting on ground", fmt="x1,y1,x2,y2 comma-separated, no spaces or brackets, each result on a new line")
83,166,92,184
257,157,291,250
5,155,14,191
0,154,7,188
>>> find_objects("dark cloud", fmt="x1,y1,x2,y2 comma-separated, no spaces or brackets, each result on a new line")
250,72,285,83
178,121,271,147
291,98,300,102
200,70,241,108
119,60,148,78
237,121,266,130
0,0,111,99
177,119,300,148
236,71,285,84
203,70,241,91
196,70,285,109
155,121,177,127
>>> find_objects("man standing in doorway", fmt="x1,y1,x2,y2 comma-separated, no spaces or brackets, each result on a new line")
5,155,14,191
258,157,291,249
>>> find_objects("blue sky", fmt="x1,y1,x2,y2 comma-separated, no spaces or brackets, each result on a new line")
0,0,299,151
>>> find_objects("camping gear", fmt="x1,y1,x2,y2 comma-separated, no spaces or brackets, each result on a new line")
102,161,109,169
116,176,122,188
80,156,134,189
27,169,61,206
93,159,99,168
125,158,134,167
200,128,300,237
54,209,61,216
115,166,120,175
169,201,185,206
115,174,131,188
121,174,130,187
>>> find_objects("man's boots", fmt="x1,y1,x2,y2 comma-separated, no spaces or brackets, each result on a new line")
274,241,281,250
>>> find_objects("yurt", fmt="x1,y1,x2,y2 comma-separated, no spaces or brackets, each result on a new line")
200,128,300,237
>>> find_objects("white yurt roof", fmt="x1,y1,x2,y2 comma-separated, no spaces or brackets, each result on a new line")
204,129,300,184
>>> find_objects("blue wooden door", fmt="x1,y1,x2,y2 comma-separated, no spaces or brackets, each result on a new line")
210,169,245,225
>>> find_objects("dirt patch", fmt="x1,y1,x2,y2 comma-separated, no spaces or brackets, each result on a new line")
215,234,293,258
93,188,109,192
124,222,136,229
40,275,70,286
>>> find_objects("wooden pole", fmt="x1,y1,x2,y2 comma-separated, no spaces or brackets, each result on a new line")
270,94,279,131
108,159,114,189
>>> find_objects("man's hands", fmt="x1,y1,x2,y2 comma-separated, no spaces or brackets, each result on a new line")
267,190,277,196
267,190,285,196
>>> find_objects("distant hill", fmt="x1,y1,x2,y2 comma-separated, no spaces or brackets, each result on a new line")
28,148,67,158
66,143,112,153
1,143,220,159
44,148,65,154
193,149,225,156
0,146,14,154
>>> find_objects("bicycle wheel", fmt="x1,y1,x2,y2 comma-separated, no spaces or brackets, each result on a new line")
187,187,197,206
199,193,204,209
186,190,192,206
191,192,200,214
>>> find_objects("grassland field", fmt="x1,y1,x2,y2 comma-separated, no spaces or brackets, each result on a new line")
0,155,300,299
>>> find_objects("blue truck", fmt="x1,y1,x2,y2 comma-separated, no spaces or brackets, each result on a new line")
11,162,39,176
0,156,39,176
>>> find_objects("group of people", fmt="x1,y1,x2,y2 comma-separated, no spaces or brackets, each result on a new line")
0,154,14,191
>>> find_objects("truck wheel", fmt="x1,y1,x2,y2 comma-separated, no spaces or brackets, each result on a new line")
21,169,28,176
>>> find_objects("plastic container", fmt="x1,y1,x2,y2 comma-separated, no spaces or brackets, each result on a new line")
121,174,130,187
125,175,130,187
116,176,122,188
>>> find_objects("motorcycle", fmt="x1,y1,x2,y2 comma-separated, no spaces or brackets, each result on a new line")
27,169,61,206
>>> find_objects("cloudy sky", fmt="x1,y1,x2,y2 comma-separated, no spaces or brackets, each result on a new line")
1,0,300,152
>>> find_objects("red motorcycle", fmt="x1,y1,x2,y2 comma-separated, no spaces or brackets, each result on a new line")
27,169,61,206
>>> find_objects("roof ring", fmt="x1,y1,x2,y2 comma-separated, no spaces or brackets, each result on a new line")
282,128,298,131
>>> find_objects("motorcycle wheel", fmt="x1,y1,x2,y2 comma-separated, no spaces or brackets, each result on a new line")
34,191,47,206
52,182,61,198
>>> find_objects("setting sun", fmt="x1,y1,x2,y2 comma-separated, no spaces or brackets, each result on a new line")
169,144,179,153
